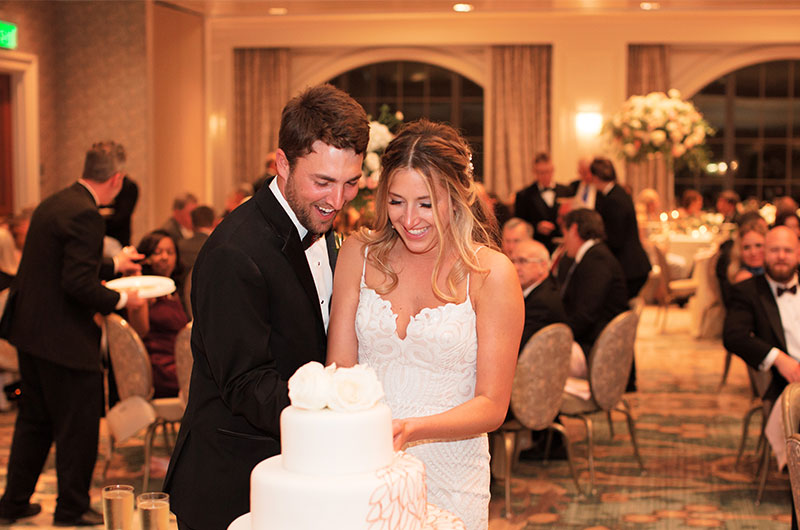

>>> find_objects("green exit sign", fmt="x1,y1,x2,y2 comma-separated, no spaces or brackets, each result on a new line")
0,21,18,50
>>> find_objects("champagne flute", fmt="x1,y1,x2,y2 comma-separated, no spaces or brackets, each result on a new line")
102,484,134,530
137,492,170,530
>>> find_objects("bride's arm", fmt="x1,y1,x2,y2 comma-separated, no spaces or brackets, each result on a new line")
326,235,366,368
392,248,523,449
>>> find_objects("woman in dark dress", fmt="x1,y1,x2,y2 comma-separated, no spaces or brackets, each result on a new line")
127,230,188,398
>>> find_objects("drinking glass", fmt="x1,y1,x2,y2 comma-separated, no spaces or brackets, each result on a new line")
137,492,170,530
102,485,134,530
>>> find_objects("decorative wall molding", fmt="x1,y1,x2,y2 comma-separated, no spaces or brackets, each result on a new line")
0,49,40,213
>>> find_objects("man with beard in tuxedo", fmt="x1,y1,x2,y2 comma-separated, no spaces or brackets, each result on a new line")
723,225,800,529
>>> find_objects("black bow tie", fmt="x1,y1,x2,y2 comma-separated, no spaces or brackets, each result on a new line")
540,187,554,192
301,232,321,250
777,285,797,297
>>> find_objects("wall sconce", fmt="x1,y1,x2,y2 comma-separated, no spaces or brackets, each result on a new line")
575,112,603,137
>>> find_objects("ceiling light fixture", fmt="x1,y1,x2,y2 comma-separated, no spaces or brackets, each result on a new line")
639,2,661,10
268,7,288,15
452,3,474,13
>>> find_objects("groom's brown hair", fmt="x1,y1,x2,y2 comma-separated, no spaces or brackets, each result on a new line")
278,84,369,169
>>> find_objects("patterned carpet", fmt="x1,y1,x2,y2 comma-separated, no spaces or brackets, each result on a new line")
0,306,792,528
488,307,792,529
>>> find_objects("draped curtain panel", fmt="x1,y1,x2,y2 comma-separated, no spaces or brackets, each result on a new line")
233,48,290,184
488,45,551,202
626,44,673,208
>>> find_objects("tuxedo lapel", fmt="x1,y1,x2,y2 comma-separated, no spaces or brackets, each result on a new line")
326,230,339,275
255,181,325,330
756,275,787,352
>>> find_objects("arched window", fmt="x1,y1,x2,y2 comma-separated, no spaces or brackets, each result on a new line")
328,61,484,177
677,59,800,204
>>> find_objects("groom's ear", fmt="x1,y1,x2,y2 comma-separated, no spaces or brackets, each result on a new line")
275,149,291,179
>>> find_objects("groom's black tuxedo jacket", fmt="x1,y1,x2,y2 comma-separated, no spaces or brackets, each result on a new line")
723,274,790,402
164,179,336,530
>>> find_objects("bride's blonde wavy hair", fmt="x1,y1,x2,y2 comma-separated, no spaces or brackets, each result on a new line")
360,119,498,303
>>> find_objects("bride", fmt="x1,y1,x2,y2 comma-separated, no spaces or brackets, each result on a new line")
327,119,523,529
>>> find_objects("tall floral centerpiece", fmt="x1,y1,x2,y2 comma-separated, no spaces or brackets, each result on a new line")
340,104,403,233
605,89,714,170
605,89,714,208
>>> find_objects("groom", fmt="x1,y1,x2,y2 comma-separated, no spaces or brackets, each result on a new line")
164,84,369,530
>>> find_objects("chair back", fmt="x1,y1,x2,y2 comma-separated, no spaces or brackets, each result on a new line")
783,383,800,439
651,244,671,301
510,323,573,430
105,314,154,401
787,434,800,524
175,321,193,405
586,310,638,411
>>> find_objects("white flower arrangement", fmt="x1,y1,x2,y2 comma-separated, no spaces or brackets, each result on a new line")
605,89,714,170
359,106,403,191
288,361,384,412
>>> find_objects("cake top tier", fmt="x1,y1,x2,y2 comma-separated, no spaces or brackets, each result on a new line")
288,361,384,412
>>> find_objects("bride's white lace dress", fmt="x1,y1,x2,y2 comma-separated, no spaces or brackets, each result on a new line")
355,252,489,530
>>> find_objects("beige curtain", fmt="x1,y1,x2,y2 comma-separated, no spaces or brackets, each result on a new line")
233,48,290,184
488,45,551,202
626,44,672,208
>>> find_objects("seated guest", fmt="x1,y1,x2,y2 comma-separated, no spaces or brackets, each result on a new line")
179,205,216,277
161,193,197,243
501,217,534,256
636,188,662,223
559,209,629,359
590,157,651,299
774,210,800,239
723,227,800,525
509,238,580,461
716,190,741,224
727,219,767,285
511,239,567,348
716,212,768,308
679,189,703,218
775,195,799,218
127,230,189,398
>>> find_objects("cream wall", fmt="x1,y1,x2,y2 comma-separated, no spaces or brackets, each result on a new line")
0,0,151,237
152,3,205,224
205,9,800,203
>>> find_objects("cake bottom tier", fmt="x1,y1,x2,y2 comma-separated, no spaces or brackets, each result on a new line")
231,504,465,530
250,451,436,530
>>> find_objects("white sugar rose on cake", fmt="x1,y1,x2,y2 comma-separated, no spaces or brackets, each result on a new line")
228,361,464,530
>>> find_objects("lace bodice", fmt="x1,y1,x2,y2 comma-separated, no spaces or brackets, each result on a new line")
354,247,488,530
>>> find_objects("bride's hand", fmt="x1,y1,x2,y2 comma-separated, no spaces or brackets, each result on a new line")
392,419,412,451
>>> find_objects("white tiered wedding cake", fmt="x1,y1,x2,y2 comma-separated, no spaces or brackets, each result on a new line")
228,362,464,530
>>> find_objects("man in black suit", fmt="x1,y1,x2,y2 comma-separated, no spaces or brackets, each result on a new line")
559,208,629,358
723,226,800,529
590,157,651,300
164,85,369,530
0,145,143,526
514,153,571,253
511,238,567,349
724,226,800,404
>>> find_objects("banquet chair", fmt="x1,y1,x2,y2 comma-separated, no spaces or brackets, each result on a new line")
780,384,800,510
787,435,800,523
735,367,773,469
174,321,193,406
499,323,581,518
559,310,645,495
104,314,184,491
651,245,697,332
